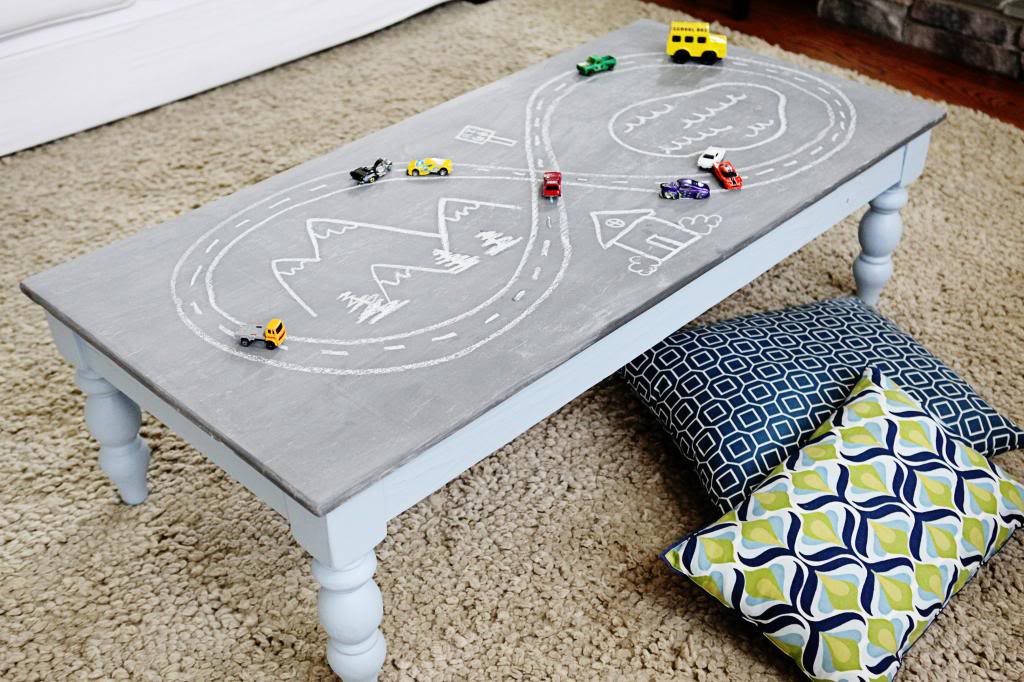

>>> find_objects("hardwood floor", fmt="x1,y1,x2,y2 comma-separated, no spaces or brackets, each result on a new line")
649,0,1024,128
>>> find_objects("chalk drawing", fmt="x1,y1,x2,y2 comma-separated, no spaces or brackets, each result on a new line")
592,209,723,276
171,50,856,375
455,125,517,147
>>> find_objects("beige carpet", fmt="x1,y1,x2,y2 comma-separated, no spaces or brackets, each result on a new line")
2,0,1022,679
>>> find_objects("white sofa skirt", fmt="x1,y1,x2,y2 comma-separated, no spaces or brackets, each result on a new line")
0,0,448,156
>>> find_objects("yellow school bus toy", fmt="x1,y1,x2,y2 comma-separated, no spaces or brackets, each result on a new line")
665,21,727,64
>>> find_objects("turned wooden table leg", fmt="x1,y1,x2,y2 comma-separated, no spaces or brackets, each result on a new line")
312,552,387,682
76,366,151,505
853,185,908,306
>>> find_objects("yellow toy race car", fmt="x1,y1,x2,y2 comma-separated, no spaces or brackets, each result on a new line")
407,158,452,176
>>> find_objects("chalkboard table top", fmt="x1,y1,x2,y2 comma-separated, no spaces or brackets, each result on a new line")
22,19,944,516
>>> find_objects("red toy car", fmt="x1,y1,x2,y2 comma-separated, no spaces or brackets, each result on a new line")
542,171,562,198
712,161,743,190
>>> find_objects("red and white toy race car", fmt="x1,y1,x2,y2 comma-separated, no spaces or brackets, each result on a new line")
712,161,743,190
542,171,562,198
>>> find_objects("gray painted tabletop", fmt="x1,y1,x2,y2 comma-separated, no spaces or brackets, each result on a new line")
23,20,945,516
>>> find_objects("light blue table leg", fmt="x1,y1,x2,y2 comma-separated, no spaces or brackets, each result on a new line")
288,492,389,682
853,131,931,306
47,314,152,506
76,366,151,505
853,185,908,306
312,554,387,682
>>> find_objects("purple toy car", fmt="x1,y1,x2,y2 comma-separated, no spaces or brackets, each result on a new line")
659,178,711,200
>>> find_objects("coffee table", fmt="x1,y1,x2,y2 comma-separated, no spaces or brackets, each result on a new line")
21,19,944,681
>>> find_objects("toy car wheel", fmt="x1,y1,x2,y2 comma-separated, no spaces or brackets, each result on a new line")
265,340,277,350
700,51,717,65
240,338,250,347
671,50,690,64
410,169,420,176
438,168,449,176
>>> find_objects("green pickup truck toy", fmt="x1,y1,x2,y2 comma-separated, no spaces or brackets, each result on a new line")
576,55,617,76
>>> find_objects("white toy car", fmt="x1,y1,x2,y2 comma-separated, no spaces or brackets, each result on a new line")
697,146,726,170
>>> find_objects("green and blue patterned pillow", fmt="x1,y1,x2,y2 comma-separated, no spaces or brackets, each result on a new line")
622,297,1024,513
664,367,1024,681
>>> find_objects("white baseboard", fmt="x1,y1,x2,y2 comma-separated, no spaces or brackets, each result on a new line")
0,0,448,156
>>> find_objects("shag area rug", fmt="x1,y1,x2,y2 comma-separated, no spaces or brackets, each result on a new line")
1,0,1021,679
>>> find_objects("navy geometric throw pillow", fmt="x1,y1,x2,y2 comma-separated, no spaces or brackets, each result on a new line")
621,297,1024,513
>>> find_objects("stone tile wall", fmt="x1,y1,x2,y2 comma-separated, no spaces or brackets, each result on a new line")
818,0,1024,78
